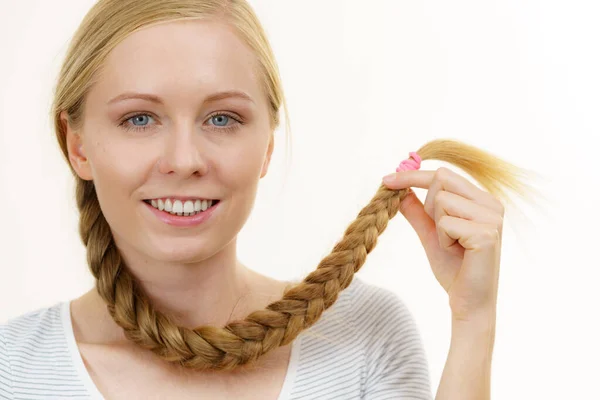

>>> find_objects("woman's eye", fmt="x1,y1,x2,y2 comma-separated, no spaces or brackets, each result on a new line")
130,114,153,127
206,113,242,133
121,113,155,132
209,114,231,127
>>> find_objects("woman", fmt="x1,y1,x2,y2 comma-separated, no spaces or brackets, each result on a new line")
0,0,517,399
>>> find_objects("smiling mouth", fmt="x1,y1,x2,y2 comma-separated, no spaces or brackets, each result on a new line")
143,199,220,217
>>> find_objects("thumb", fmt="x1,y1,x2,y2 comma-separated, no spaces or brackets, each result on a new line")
398,189,436,246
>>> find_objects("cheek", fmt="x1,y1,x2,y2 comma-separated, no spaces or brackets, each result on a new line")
87,139,145,203
222,146,265,188
228,131,270,175
89,150,146,245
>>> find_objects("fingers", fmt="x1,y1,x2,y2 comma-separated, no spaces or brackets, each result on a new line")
433,191,504,238
384,166,505,252
384,167,505,216
422,169,504,247
438,216,501,253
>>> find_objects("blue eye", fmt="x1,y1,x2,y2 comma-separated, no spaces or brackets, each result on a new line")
130,114,151,126
210,114,230,127
121,113,155,132
206,113,243,133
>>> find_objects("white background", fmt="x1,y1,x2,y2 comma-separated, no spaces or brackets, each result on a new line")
1,0,598,398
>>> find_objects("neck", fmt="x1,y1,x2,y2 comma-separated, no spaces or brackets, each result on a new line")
72,238,287,346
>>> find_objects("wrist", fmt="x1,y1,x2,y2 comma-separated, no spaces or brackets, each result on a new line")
451,313,496,355
451,307,496,331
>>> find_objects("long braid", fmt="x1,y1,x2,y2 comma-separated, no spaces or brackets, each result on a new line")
73,138,534,372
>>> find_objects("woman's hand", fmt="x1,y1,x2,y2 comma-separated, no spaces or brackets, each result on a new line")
382,166,504,323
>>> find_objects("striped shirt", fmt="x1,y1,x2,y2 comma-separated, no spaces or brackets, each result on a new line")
0,276,431,399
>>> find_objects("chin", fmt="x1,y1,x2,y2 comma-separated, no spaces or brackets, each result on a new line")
152,246,209,264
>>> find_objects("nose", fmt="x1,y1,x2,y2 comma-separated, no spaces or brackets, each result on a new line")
157,121,209,178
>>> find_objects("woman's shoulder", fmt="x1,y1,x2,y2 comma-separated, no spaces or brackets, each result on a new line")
347,276,418,329
302,275,418,341
1,301,66,344
286,276,429,398
1,302,73,397
0,301,95,399
324,275,414,318
1,302,70,365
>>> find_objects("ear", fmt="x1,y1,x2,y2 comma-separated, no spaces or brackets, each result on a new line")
61,111,93,181
259,133,274,179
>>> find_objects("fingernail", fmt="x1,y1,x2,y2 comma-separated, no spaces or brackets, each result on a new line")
382,173,397,184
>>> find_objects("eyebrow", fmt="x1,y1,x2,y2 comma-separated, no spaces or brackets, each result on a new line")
106,90,255,105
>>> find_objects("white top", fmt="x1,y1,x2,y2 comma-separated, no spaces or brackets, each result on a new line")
0,276,431,399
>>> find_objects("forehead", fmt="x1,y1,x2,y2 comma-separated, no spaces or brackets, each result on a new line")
93,19,262,102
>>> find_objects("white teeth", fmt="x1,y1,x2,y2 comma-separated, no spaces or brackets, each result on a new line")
148,198,216,216
183,200,194,213
172,200,183,213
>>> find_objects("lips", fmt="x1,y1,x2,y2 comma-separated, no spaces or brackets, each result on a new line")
142,199,220,204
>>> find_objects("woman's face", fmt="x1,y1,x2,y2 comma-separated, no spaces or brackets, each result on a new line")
64,19,274,263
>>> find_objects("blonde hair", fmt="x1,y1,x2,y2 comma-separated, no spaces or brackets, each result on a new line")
51,0,534,372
